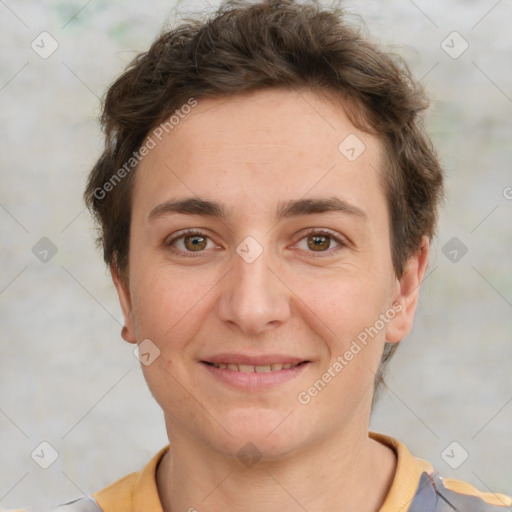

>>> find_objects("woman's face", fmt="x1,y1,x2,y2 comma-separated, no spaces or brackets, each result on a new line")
114,88,425,459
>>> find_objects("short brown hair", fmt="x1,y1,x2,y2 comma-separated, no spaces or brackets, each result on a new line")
85,0,444,403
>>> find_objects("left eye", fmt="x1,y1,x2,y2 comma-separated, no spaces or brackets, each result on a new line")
295,231,343,253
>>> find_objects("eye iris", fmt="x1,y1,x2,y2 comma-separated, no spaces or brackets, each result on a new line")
308,235,330,251
184,235,206,251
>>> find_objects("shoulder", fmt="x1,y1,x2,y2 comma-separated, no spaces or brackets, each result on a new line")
410,470,512,512
27,446,168,512
369,431,511,512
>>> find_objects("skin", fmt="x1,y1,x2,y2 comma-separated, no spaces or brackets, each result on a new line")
112,87,430,512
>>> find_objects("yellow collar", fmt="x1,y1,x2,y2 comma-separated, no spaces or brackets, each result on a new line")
93,431,433,512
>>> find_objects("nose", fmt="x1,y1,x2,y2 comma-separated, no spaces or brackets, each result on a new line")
216,240,291,335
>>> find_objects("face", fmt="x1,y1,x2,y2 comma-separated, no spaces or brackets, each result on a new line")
113,88,428,459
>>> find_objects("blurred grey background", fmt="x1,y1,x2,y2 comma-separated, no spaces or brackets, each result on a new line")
1,0,511,509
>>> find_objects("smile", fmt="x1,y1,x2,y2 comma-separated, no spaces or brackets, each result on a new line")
200,359,311,390
205,361,304,372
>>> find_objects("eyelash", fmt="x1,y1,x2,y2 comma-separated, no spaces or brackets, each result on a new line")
165,228,347,258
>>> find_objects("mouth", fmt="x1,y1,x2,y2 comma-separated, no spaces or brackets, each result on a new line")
199,355,311,390
201,361,308,372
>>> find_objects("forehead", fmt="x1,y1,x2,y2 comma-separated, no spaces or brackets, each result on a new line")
167,88,381,159
133,88,387,222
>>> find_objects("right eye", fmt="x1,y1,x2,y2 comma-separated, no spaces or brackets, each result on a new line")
166,229,219,256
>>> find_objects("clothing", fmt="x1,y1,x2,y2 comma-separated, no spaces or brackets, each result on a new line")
45,431,512,511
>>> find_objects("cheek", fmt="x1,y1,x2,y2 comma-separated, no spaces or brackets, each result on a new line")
129,264,202,345
300,277,390,405
303,271,392,342
130,268,208,407
296,271,393,397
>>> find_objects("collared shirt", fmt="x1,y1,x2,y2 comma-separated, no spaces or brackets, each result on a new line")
28,431,512,511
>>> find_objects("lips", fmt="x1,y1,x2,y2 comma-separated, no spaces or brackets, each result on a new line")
204,361,304,372
200,354,311,390
200,353,310,373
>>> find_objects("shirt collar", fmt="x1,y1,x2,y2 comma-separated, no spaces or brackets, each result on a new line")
96,431,432,512
369,431,433,512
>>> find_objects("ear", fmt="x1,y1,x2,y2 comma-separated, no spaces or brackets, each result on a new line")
111,263,137,344
385,236,430,343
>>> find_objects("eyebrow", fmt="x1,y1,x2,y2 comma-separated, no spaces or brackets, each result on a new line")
148,196,368,222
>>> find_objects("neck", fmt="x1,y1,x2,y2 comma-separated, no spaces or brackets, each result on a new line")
156,427,397,512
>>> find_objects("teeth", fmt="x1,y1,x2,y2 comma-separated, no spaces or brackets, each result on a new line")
211,362,302,372
255,365,271,373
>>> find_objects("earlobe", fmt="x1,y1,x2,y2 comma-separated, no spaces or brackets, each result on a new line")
110,263,138,344
385,236,430,343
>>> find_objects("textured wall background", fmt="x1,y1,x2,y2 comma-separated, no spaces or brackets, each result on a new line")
1,0,511,509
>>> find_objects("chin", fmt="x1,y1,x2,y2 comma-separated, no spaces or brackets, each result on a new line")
209,407,309,461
